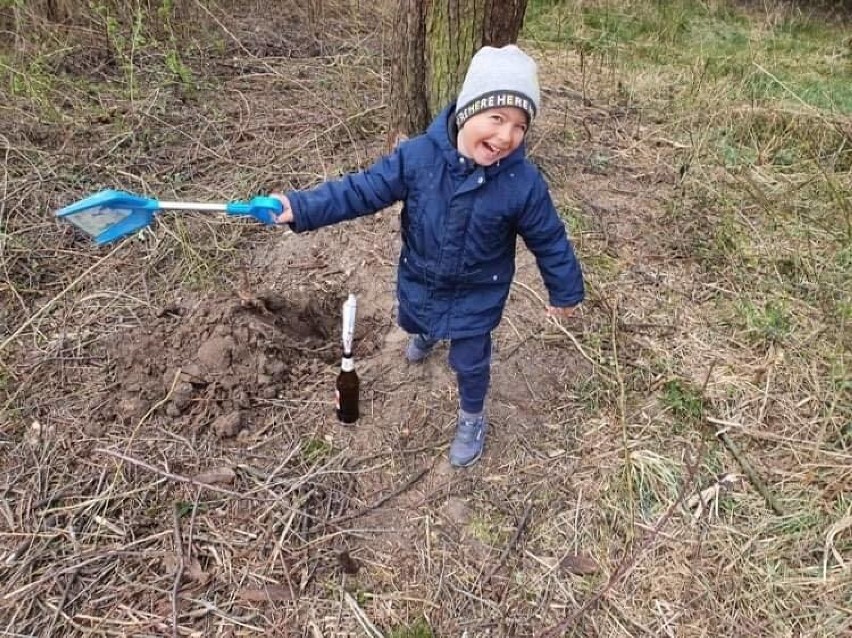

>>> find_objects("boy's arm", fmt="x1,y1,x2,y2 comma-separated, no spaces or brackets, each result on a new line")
277,146,408,232
517,175,585,308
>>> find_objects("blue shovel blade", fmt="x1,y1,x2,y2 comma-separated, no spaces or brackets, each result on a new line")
56,190,160,244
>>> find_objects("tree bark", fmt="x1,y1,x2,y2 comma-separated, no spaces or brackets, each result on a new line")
389,0,528,138
388,0,430,144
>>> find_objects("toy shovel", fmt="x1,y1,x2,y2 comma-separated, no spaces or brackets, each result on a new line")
55,189,283,245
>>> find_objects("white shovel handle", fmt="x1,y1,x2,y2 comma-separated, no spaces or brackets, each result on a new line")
157,201,228,212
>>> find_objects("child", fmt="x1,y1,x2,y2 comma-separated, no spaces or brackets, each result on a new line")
271,45,584,468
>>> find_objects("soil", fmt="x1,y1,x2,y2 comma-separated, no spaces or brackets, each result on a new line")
103,289,385,434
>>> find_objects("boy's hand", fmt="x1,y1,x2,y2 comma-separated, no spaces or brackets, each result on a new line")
547,305,577,320
270,192,293,224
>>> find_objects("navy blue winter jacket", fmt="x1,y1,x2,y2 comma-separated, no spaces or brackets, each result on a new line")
287,105,584,339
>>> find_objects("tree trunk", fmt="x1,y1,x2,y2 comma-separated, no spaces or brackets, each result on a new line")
388,0,430,145
389,0,528,139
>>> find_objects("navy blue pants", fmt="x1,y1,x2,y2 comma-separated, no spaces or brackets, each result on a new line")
420,333,492,413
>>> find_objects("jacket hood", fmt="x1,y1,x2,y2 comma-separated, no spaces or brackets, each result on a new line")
426,104,527,176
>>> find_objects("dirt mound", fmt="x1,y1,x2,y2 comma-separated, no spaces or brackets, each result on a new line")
103,289,368,435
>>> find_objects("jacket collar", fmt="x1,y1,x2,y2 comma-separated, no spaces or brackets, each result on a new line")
426,104,526,177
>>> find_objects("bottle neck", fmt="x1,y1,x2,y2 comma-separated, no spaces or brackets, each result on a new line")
341,354,355,372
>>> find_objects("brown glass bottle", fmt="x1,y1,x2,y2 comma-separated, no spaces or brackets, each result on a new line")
335,353,359,424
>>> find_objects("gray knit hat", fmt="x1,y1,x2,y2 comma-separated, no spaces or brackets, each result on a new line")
455,45,540,129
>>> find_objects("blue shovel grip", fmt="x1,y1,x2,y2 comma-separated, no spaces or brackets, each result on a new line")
226,196,283,225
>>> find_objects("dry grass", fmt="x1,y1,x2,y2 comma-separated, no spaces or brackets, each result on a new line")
2,1,851,637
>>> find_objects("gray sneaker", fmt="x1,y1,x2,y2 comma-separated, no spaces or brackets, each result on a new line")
449,412,487,467
405,334,435,363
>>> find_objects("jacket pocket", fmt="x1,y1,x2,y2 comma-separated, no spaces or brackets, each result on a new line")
457,257,515,287
465,213,513,263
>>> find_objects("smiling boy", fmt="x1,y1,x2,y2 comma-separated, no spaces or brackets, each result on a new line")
272,45,584,467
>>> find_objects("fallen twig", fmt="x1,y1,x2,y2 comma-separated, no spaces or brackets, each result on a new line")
95,448,246,499
486,500,534,585
706,420,784,516
823,510,852,578
326,467,428,527
171,505,185,638
343,590,383,638
511,279,605,374
46,524,81,635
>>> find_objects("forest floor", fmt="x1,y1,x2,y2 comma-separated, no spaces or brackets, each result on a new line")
1,1,850,637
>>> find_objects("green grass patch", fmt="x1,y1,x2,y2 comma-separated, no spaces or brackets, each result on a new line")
630,449,682,519
769,508,827,542
1,53,62,119
587,252,621,277
709,109,850,172
388,618,434,638
573,370,611,415
302,437,333,464
525,0,851,112
734,299,793,345
661,378,705,423
468,511,507,546
174,500,209,518
557,203,588,235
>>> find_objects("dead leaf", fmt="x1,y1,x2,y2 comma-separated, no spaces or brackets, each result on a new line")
559,553,600,576
823,511,852,577
184,557,212,586
161,555,212,588
687,472,742,521
193,467,236,485
24,420,55,447
237,584,295,603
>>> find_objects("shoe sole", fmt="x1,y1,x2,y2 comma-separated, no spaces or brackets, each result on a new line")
449,444,484,468
450,454,482,468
